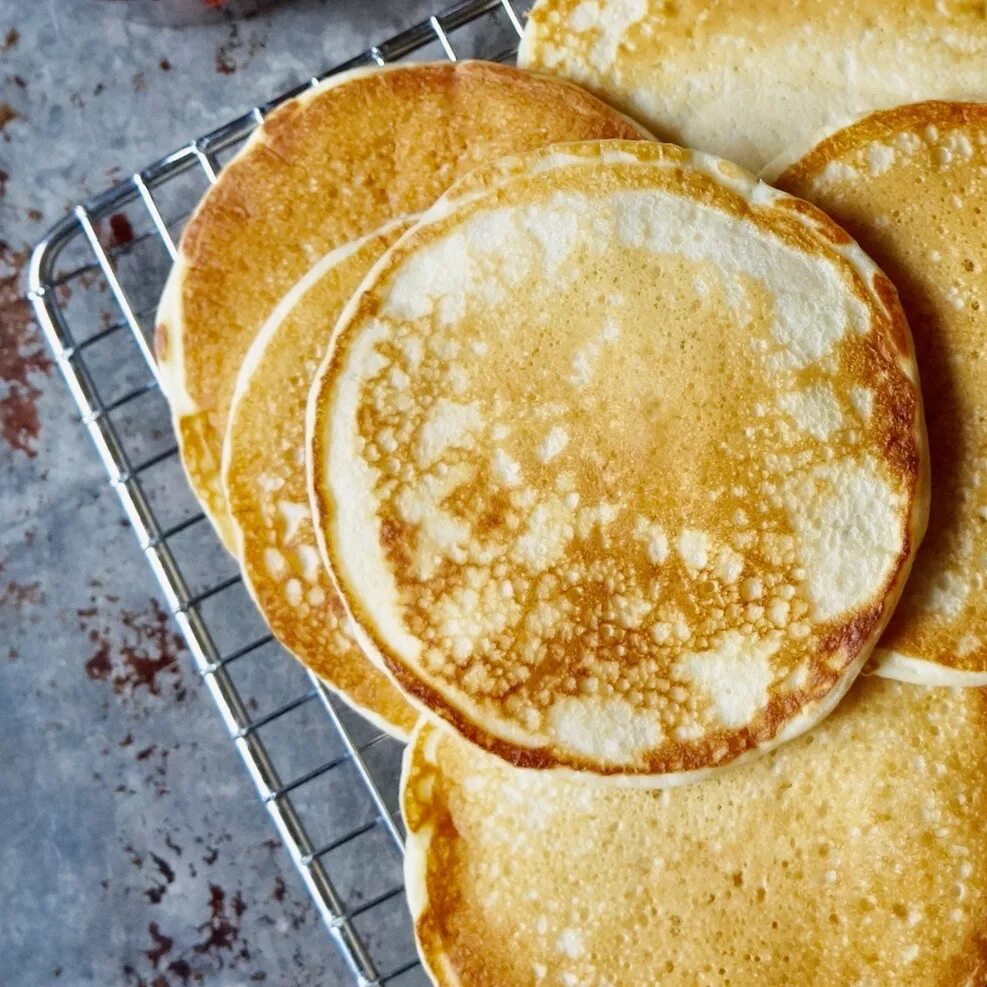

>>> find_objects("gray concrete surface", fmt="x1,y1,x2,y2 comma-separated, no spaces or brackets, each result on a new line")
0,1,474,983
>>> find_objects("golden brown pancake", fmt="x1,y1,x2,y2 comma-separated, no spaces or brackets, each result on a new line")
519,0,987,172
403,677,987,987
154,61,650,551
309,139,927,783
767,101,987,686
222,222,417,737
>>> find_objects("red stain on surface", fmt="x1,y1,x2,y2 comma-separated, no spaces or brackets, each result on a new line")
109,212,135,247
0,241,51,458
0,386,41,455
0,578,43,609
214,21,264,75
145,851,177,904
215,23,237,74
0,101,20,137
78,597,186,703
166,958,192,983
194,884,243,955
146,922,174,966
84,638,112,682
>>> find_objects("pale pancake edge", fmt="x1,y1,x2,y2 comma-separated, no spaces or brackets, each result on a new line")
222,223,418,738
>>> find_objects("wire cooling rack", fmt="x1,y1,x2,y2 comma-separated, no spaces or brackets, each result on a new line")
27,1,527,983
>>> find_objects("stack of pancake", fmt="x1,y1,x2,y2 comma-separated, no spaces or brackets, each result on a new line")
155,6,987,983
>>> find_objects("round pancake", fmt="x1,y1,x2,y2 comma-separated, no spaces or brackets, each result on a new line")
153,61,651,552
403,677,987,987
222,222,417,737
309,139,927,782
767,101,987,686
518,0,987,173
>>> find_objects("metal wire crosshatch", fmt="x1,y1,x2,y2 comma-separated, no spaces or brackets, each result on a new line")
26,1,528,983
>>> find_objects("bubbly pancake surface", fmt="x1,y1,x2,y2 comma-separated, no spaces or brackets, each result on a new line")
770,101,987,685
519,0,987,172
403,678,987,987
223,224,417,737
154,61,650,550
311,140,926,781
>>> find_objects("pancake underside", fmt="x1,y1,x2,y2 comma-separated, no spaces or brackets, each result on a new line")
770,101,987,683
402,676,987,987
519,0,987,171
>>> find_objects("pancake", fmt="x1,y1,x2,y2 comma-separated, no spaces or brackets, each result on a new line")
154,61,651,551
308,139,927,783
222,222,417,737
767,101,987,686
518,0,987,172
403,677,987,987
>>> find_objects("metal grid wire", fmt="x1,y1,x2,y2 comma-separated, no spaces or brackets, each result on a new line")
26,1,527,983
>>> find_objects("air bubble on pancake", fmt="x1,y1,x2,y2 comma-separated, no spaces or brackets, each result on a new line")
777,382,845,441
492,447,524,487
396,467,478,581
673,630,778,729
538,425,570,464
781,659,810,692
784,456,903,622
522,193,583,275
849,386,873,420
675,528,710,571
546,694,664,762
415,398,483,468
516,495,576,573
296,543,321,583
722,274,753,324
569,347,595,386
865,141,896,176
264,547,288,581
566,0,648,74
556,928,585,959
278,499,307,541
912,569,969,618
613,592,653,629
895,131,922,156
567,320,620,387
713,545,744,584
813,160,859,193
574,501,620,540
632,517,670,565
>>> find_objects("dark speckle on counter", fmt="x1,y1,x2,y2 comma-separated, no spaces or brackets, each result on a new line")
0,0,440,983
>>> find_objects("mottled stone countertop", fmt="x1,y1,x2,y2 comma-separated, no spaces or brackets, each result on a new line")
0,1,444,983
